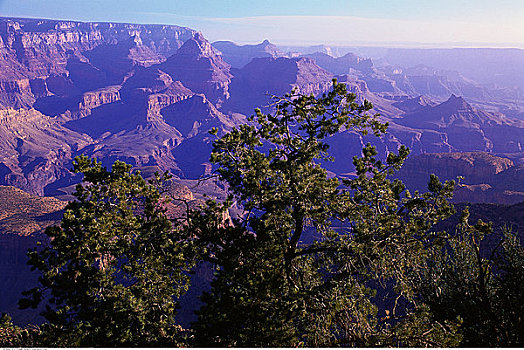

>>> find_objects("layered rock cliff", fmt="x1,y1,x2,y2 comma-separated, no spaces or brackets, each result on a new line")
397,152,524,204
0,17,196,108
397,95,524,153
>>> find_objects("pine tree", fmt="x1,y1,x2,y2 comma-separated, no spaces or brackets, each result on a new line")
416,208,524,346
189,80,461,346
20,156,194,346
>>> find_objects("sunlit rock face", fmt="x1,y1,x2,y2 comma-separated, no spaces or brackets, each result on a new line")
0,17,196,108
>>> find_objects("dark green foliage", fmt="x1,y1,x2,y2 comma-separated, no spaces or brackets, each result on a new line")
12,81,523,347
190,81,462,347
416,208,524,346
0,313,40,347
19,157,193,346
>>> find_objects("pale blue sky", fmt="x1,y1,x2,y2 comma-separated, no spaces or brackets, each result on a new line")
1,0,523,47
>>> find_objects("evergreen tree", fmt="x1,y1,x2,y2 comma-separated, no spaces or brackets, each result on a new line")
189,81,461,346
416,209,524,346
19,157,194,346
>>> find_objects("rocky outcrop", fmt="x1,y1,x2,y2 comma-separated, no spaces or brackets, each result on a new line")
0,17,196,108
160,32,232,106
0,108,92,195
397,95,524,152
120,68,194,114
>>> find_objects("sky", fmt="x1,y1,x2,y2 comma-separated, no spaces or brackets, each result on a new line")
0,0,523,47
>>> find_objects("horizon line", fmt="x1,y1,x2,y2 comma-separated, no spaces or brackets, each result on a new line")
1,14,523,50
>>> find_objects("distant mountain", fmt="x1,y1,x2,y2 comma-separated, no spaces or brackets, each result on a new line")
224,56,333,114
303,51,374,75
281,45,524,118
212,39,286,68
278,44,355,58
0,16,523,203
396,95,524,153
355,47,524,91
160,32,232,106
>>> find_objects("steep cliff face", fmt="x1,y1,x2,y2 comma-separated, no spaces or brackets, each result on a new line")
398,152,514,187
0,17,195,78
0,17,196,108
0,108,92,195
396,152,524,204
78,87,121,115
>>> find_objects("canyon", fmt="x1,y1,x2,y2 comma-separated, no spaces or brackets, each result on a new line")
0,16,523,326
0,17,523,199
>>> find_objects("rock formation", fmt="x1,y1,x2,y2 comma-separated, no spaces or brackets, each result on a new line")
212,39,286,68
160,32,232,106
0,16,523,204
224,56,333,114
397,152,524,204
397,95,524,153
